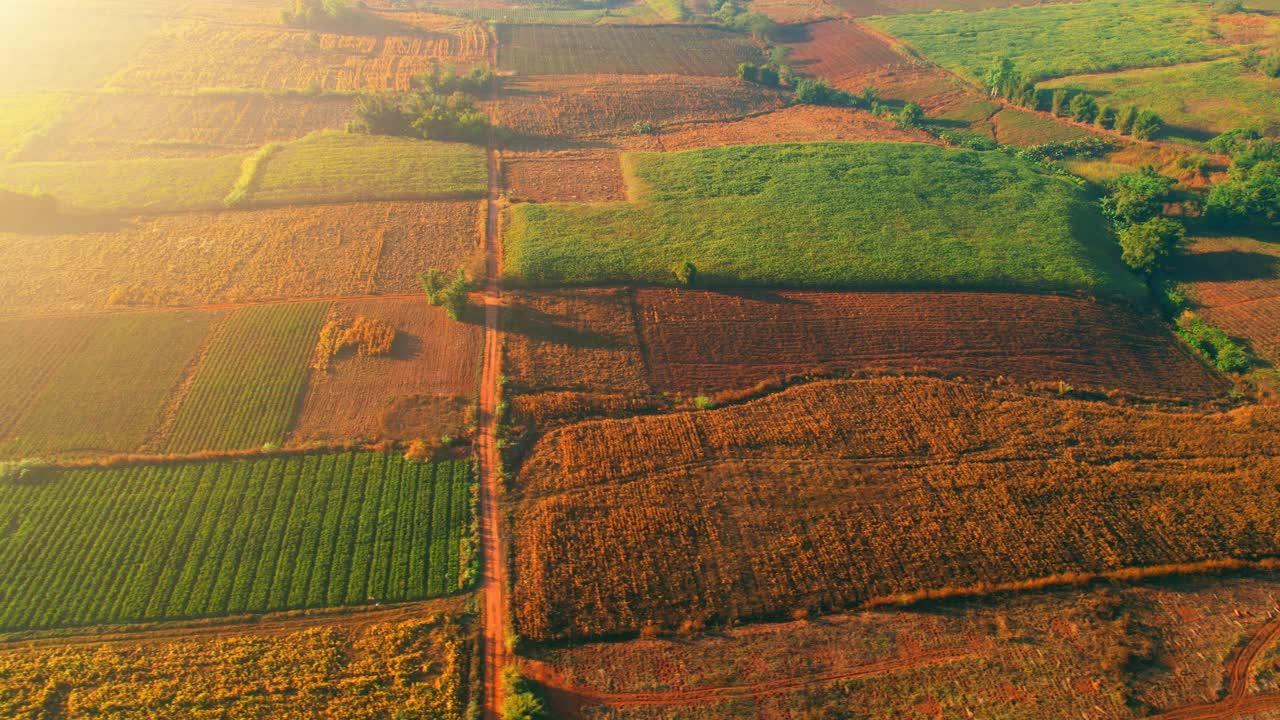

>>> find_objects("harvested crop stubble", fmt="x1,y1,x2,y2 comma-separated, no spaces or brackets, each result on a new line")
1,311,215,458
778,20,910,83
496,25,761,76
25,93,354,161
513,376,1280,641
1172,235,1280,365
634,289,1226,400
618,104,931,151
503,289,649,395
247,132,488,206
0,452,473,630
109,20,490,92
504,151,626,202
498,74,787,141
292,297,483,444
505,142,1144,298
0,611,472,719
164,302,328,453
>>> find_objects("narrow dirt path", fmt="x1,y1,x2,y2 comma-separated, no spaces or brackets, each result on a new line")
478,63,509,720
526,644,977,714
1149,613,1280,719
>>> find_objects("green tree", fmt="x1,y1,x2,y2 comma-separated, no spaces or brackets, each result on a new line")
1206,143,1280,225
1114,105,1138,135
440,269,469,321
418,268,445,304
896,102,925,128
1101,166,1176,225
984,57,1017,98
1131,109,1164,140
1050,89,1069,117
736,62,758,83
757,65,780,87
1095,105,1117,130
1119,217,1185,274
673,260,698,287
1067,94,1098,123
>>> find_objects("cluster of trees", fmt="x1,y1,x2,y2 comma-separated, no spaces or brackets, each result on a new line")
280,0,361,28
983,58,1037,107
1205,132,1280,226
737,62,785,87
710,0,777,40
1101,166,1185,276
413,64,495,95
1049,91,1164,140
349,90,489,143
419,268,470,320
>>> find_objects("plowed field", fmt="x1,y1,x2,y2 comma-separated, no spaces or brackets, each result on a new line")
503,151,626,202
779,20,910,83
1172,234,1280,366
496,25,760,76
635,289,1226,401
514,377,1280,642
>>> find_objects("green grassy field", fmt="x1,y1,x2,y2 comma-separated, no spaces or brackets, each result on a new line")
1043,60,1280,144
0,153,244,213
0,93,72,159
1,312,214,458
869,0,1230,81
247,132,488,206
0,316,96,442
0,452,473,630
164,303,328,453
505,142,1144,298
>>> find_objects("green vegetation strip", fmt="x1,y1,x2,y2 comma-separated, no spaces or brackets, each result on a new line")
869,0,1229,82
165,303,328,454
506,142,1143,298
0,452,473,631
0,154,244,213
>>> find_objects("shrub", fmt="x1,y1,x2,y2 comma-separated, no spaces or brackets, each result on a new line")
1114,105,1138,135
631,121,657,135
895,102,925,128
1050,89,1069,117
349,91,489,144
419,268,446,304
673,260,697,287
1018,137,1114,162
414,64,494,95
281,0,361,28
1067,94,1098,123
440,269,470,321
1095,105,1117,130
1118,217,1185,274
1176,312,1250,372
794,78,859,108
1101,166,1176,226
694,395,715,410
736,62,758,83
500,667,549,720
1131,109,1164,140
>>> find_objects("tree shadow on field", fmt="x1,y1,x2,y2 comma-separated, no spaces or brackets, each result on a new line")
1170,250,1280,283
706,287,815,306
502,302,628,349
389,330,423,361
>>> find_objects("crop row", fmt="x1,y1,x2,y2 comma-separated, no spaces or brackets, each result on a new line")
165,302,328,453
0,452,473,630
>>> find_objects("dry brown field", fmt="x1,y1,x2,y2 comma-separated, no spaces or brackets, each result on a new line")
498,74,787,142
109,20,490,92
618,104,933,150
526,576,1280,719
291,297,483,444
23,93,354,161
513,376,1280,641
0,201,480,314
747,0,840,23
496,25,759,76
634,289,1224,401
503,150,627,202
779,20,911,84
1172,234,1280,367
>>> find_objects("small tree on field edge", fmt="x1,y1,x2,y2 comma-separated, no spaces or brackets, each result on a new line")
440,269,469,321
673,260,697,287
1119,217,1185,275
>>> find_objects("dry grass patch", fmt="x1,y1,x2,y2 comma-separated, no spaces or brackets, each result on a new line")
619,104,932,151
503,151,626,202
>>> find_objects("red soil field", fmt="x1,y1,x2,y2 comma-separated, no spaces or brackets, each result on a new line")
497,74,788,143
1172,234,1280,365
291,297,482,444
503,150,626,202
635,289,1226,401
748,0,840,23
618,104,934,151
512,376,1280,641
779,20,911,83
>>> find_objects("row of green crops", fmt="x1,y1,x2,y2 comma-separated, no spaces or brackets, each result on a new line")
0,452,474,631
164,302,328,453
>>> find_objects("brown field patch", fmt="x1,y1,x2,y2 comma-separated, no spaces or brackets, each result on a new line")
291,297,482,444
1171,234,1280,365
748,0,840,23
830,0,1076,16
498,74,787,142
619,104,933,151
24,94,353,161
503,150,626,202
0,201,480,314
778,20,911,83
512,375,1280,641
109,20,490,92
497,25,760,76
503,289,648,396
528,576,1280,719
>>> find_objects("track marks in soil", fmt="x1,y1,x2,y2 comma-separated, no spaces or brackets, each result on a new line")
1151,613,1280,719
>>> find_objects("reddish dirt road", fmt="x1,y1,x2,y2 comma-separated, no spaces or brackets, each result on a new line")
479,58,509,720
1150,613,1280,719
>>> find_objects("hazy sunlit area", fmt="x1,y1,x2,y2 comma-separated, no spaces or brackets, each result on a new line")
0,0,1278,716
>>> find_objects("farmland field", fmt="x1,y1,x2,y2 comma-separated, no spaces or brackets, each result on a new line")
617,104,932,150
292,297,484,444
0,1,165,92
830,0,1078,15
496,25,762,75
109,20,491,92
0,202,480,314
991,107,1094,146
513,376,1280,641
0,452,473,630
633,289,1225,400
164,302,328,453
505,142,1143,297
1170,233,1280,366
247,132,488,206
24,93,355,161
0,316,98,441
0,153,245,213
868,0,1231,81
498,74,788,141
0,93,73,159
778,20,910,83
504,151,627,203
0,606,472,718
0,311,216,458
1042,60,1280,144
